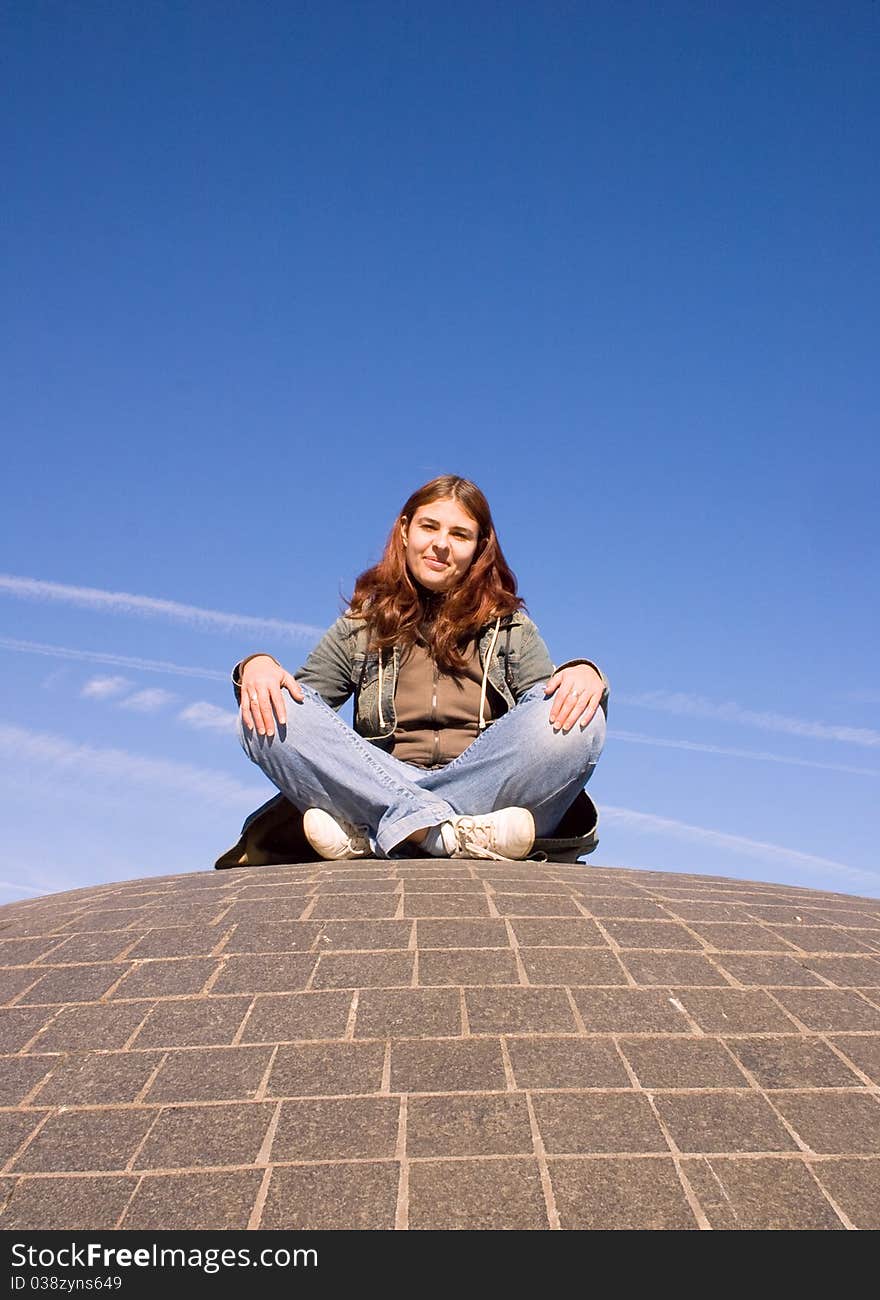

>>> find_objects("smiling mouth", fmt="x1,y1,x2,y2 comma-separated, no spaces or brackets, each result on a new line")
424,558,447,570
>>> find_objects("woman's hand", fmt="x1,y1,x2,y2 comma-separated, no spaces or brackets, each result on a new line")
240,655,303,737
545,664,605,732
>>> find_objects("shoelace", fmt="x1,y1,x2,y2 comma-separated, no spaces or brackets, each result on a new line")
342,820,370,852
451,817,513,861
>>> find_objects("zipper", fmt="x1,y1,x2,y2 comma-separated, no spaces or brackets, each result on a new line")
431,658,440,765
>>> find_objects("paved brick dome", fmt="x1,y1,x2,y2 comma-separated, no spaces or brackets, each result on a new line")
1,861,879,1230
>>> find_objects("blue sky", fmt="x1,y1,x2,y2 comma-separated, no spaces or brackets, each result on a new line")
2,1,878,904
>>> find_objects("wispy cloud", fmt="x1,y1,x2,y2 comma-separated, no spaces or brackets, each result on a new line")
81,675,131,700
0,637,228,680
602,804,880,889
610,729,880,778
0,880,46,899
617,691,880,748
0,722,262,807
0,576,324,643
118,688,178,713
178,702,239,733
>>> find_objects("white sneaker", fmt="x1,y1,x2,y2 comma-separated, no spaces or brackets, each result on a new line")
439,808,535,861
303,809,371,861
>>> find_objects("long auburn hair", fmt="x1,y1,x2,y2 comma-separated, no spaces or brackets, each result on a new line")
347,476,525,672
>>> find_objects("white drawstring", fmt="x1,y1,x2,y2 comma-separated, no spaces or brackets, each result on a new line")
378,618,499,734
478,617,501,730
377,648,386,729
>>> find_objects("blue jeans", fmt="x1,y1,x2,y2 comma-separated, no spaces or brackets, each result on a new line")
238,682,605,858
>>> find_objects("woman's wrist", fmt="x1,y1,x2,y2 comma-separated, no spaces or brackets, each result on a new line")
232,652,280,687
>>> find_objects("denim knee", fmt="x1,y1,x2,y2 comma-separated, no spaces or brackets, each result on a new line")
522,692,606,771
236,703,295,762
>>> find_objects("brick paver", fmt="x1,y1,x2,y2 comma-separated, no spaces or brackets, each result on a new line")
1,861,878,1230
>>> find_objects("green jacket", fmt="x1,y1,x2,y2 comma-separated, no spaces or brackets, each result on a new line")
216,612,608,868
290,610,608,743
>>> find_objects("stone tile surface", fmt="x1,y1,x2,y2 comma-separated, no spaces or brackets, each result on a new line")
671,990,799,1033
407,1158,547,1230
267,1042,386,1096
653,1094,799,1153
532,1092,668,1154
261,1163,399,1229
464,988,578,1034
829,1034,880,1083
506,1036,631,1089
144,1046,272,1102
407,1093,533,1157
241,991,352,1042
311,920,412,950
353,988,461,1038
136,1103,274,1168
519,948,627,985
31,1003,150,1052
3,861,879,1232
713,955,825,986
210,954,317,993
811,1158,880,1228
600,920,706,949
0,1112,47,1165
391,1039,507,1092
418,948,520,985
0,1176,137,1230
571,988,694,1033
0,1055,56,1105
619,1037,749,1088
683,1157,843,1229
772,990,880,1031
550,1158,697,1229
312,952,414,989
619,952,732,987
133,997,251,1047
416,919,510,948
110,959,220,998
121,1170,264,1229
271,1097,401,1160
771,1092,880,1154
33,1050,165,1105
727,1037,864,1088
11,1108,158,1172
508,919,607,947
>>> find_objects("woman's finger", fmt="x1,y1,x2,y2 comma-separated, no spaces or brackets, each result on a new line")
281,672,304,704
254,686,277,737
242,685,262,733
546,675,566,724
552,680,582,730
577,688,603,728
244,684,270,736
559,680,602,731
246,685,266,734
269,684,287,729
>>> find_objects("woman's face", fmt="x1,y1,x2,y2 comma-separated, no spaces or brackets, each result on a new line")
400,497,480,593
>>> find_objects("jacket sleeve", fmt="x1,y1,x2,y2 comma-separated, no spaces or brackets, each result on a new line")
516,619,610,717
230,618,359,711
512,618,556,696
292,616,359,710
